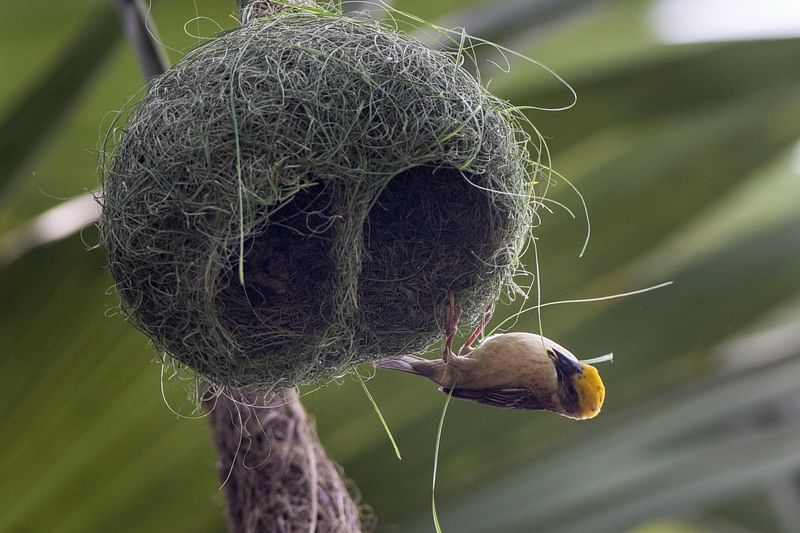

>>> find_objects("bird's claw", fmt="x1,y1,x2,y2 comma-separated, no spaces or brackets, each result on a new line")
443,294,495,360
458,302,494,356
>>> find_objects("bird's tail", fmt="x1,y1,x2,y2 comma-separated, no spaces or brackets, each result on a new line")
376,354,438,378
375,354,427,374
377,355,458,388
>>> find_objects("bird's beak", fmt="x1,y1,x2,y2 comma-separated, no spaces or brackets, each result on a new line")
548,349,583,380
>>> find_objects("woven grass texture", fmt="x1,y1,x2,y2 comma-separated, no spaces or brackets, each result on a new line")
100,10,540,389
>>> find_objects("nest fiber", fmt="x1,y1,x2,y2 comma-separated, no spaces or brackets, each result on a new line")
208,389,366,531
100,11,537,389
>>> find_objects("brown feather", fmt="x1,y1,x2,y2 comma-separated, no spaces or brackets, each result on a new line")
441,386,555,411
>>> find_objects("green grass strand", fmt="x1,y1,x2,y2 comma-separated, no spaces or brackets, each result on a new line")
357,374,402,461
432,387,455,533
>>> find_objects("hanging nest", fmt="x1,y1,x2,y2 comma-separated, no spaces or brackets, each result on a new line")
100,10,539,390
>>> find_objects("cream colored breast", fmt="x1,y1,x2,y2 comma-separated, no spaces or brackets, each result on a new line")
460,332,557,391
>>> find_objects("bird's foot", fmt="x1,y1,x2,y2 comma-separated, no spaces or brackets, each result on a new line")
458,302,495,356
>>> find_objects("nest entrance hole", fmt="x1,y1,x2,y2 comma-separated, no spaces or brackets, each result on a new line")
218,164,498,356
221,185,336,339
359,164,497,344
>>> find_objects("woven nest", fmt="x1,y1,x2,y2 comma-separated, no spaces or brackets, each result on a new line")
100,10,539,390
208,389,368,531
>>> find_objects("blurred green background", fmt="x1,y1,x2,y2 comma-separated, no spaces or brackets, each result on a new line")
2,1,800,531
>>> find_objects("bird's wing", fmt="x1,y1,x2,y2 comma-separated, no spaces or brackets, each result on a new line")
441,386,551,411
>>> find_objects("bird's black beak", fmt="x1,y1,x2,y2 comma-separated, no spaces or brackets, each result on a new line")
548,349,583,381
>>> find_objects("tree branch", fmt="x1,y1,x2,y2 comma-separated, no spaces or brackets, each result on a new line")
115,0,170,79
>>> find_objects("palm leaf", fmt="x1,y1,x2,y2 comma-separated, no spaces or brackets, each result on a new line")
1,1,798,532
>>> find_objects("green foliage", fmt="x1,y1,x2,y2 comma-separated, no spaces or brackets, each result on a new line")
1,1,799,532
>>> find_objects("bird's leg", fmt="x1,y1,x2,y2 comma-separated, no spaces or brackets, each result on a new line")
442,292,462,363
458,302,495,356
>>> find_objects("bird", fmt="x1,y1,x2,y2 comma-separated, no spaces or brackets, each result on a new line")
376,295,606,420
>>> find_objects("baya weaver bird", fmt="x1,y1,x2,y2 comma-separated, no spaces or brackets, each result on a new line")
376,294,606,420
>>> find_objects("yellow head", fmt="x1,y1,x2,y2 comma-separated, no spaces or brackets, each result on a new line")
547,346,606,420
569,364,605,420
